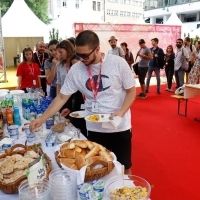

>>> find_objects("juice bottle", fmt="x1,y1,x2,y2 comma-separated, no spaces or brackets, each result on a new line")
6,108,14,126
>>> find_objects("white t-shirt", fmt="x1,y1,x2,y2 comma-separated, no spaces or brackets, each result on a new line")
60,54,136,133
185,45,196,61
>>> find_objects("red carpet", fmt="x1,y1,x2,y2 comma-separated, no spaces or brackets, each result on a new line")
131,84,200,200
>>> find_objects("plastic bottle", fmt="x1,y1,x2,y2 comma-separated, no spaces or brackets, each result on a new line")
1,100,6,123
13,107,21,126
36,106,43,119
6,108,13,126
5,91,13,101
29,102,36,121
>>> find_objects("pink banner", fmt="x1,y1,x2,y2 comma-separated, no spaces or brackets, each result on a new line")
74,23,181,57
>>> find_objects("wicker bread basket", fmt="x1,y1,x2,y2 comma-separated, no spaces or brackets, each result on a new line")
0,144,52,194
55,150,115,182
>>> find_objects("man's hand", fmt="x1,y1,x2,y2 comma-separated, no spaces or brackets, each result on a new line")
30,119,44,131
60,108,70,117
110,110,124,118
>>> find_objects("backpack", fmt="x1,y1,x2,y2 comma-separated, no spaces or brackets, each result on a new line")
181,48,189,71
185,44,193,52
156,48,165,69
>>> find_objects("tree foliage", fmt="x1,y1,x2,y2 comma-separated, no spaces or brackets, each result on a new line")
0,0,51,24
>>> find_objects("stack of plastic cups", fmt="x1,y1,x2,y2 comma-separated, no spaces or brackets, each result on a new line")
18,179,50,200
49,168,77,200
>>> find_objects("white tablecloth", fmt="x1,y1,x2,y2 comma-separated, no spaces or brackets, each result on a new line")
184,84,200,99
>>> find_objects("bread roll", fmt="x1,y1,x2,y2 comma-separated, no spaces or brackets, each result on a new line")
71,164,78,170
59,149,76,158
92,142,106,152
99,151,114,162
86,156,106,165
75,154,86,169
85,145,100,159
60,143,75,151
72,140,87,148
84,140,94,149
80,149,87,157
59,158,75,166
74,146,82,153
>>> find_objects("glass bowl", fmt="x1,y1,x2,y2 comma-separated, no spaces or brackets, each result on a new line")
105,175,151,200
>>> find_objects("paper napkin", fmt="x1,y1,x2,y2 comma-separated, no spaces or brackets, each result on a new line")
102,116,122,129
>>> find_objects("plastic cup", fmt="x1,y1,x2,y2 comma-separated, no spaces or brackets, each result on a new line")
18,179,50,200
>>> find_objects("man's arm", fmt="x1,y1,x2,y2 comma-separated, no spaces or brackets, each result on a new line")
112,86,136,117
30,93,71,130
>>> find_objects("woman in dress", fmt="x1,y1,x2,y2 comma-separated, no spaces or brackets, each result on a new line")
44,39,59,99
120,42,134,69
188,41,200,84
164,45,175,92
16,47,41,92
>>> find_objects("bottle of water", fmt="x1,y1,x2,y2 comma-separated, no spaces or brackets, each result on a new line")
29,102,36,121
36,106,43,119
5,91,13,101
25,102,30,120
13,107,21,126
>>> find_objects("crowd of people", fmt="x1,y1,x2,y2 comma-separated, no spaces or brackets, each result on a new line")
107,35,200,99
16,31,200,174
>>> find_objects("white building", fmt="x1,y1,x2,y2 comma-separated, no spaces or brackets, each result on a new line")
144,0,200,32
48,0,144,24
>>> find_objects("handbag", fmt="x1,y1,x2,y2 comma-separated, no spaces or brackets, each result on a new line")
133,62,139,75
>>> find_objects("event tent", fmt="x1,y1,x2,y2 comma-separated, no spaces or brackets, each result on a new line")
2,0,49,66
135,15,146,24
165,12,191,38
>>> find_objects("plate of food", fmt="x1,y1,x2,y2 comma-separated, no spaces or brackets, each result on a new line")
85,114,112,123
69,110,86,118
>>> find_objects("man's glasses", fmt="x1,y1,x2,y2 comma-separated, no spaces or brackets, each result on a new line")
176,42,182,44
75,47,97,60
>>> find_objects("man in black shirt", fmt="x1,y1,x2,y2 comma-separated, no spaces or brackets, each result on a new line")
33,41,49,96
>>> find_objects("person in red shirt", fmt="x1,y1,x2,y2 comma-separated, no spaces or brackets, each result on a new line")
16,47,41,92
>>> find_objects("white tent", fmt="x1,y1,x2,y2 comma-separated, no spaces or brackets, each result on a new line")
190,27,200,38
165,12,191,38
49,1,104,39
135,15,146,24
1,0,49,66
2,0,48,38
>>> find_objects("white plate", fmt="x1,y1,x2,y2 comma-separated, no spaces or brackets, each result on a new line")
0,89,9,92
69,110,86,118
10,90,24,95
0,91,7,97
85,114,111,123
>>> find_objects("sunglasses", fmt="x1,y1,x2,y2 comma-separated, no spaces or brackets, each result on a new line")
75,47,97,60
176,42,182,44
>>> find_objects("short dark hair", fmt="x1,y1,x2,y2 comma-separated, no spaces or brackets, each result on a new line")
22,47,34,63
185,37,190,42
56,40,74,65
48,39,59,48
177,38,183,43
120,42,128,48
75,30,99,49
67,37,75,47
151,38,159,44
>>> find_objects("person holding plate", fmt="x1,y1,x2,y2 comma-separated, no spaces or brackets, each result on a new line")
30,30,136,174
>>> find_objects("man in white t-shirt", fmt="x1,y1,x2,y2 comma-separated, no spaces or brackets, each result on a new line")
30,30,136,174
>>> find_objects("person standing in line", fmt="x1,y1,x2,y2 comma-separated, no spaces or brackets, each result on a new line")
44,39,59,99
137,39,152,99
120,42,134,69
174,38,189,88
146,38,165,94
16,47,41,92
30,30,136,174
184,37,196,84
34,41,49,96
108,36,125,58
164,45,175,92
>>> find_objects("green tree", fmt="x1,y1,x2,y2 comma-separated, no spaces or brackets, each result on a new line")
0,0,51,24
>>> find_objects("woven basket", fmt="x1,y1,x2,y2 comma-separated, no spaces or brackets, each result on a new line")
0,144,52,194
55,150,115,182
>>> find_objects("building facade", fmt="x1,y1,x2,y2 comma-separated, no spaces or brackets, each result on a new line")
144,0,200,31
48,0,144,24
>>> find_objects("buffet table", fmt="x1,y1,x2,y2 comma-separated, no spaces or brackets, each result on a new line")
0,119,120,200
184,84,200,99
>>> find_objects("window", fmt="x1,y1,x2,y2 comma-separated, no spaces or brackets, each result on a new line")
57,0,61,7
93,1,97,10
75,0,79,8
120,11,131,17
97,2,101,11
107,9,118,16
121,0,131,4
132,0,142,7
63,0,67,7
132,12,141,18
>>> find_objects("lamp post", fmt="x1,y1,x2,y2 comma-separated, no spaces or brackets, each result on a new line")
0,4,7,83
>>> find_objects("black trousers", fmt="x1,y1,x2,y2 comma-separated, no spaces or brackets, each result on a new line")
165,68,174,89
